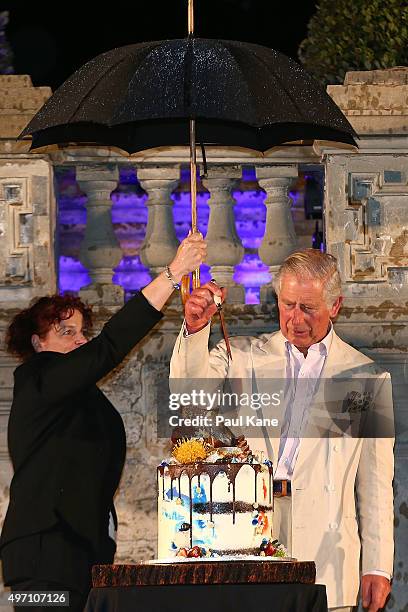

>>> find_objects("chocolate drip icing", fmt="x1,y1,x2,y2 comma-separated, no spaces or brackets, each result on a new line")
232,479,236,524
192,501,273,515
209,473,214,522
188,477,193,548
157,462,267,482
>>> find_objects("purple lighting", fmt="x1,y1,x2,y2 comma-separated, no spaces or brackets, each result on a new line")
111,167,150,293
233,182,269,304
56,165,308,304
172,167,211,284
57,167,88,294
59,256,91,293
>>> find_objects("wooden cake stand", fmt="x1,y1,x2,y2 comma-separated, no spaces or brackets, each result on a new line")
92,559,316,587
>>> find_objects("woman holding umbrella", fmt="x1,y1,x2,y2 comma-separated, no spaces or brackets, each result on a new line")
0,232,206,611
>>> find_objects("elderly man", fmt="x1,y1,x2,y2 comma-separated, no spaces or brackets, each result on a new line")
170,249,394,612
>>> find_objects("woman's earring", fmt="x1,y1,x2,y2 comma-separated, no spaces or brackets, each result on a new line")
32,337,40,351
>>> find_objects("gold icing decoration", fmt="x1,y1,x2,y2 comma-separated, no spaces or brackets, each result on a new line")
172,438,209,464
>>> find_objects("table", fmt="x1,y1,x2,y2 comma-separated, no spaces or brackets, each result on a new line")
84,583,328,612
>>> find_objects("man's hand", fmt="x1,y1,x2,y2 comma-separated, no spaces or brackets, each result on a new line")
361,574,391,611
185,281,227,334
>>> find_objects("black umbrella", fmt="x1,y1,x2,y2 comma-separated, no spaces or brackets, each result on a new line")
21,39,356,153
20,0,356,332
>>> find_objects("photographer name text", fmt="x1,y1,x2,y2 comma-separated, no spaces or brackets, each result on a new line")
168,414,279,428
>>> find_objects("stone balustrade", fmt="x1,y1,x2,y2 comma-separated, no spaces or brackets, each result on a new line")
257,169,298,302
137,166,180,278
76,164,124,305
201,166,245,302
47,152,303,305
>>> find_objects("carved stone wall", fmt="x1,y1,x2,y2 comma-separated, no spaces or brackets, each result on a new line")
0,75,50,154
0,159,57,303
323,145,408,610
321,67,408,611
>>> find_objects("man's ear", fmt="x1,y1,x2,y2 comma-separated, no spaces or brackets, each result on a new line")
31,334,42,352
330,296,343,319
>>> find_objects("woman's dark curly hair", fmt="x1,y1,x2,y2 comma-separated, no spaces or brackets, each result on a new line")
5,294,93,362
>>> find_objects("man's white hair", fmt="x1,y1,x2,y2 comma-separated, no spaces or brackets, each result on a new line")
272,249,342,306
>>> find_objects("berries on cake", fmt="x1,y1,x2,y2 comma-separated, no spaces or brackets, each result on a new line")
157,436,287,560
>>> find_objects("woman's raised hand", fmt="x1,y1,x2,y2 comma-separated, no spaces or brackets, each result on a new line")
168,232,207,282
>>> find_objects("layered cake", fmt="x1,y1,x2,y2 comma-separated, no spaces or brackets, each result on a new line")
91,438,310,590
157,437,285,559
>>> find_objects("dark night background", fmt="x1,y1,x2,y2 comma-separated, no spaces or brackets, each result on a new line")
1,0,317,90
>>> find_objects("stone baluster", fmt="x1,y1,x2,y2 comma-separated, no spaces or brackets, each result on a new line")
76,164,123,305
202,166,245,303
257,167,298,302
138,167,180,278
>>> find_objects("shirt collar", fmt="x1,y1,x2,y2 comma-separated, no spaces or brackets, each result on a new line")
284,322,334,358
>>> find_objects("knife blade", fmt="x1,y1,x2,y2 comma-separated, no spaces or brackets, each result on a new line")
212,284,232,361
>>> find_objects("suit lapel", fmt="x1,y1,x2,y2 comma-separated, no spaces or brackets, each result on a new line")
293,331,358,477
247,331,288,466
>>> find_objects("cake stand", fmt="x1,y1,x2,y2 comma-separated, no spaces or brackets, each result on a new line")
92,558,316,587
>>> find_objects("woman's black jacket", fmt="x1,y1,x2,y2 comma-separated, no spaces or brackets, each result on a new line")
0,292,162,555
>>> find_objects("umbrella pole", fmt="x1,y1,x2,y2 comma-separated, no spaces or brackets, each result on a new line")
181,117,200,302
181,0,200,303
188,0,194,35
190,119,200,290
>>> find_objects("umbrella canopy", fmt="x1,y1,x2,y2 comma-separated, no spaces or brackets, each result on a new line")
21,38,357,153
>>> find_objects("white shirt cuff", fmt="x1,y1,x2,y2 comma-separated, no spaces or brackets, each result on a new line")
362,570,391,581
182,320,210,337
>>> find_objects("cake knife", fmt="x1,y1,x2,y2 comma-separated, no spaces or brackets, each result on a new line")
211,280,232,361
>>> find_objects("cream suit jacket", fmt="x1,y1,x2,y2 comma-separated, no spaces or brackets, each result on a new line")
170,324,394,608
